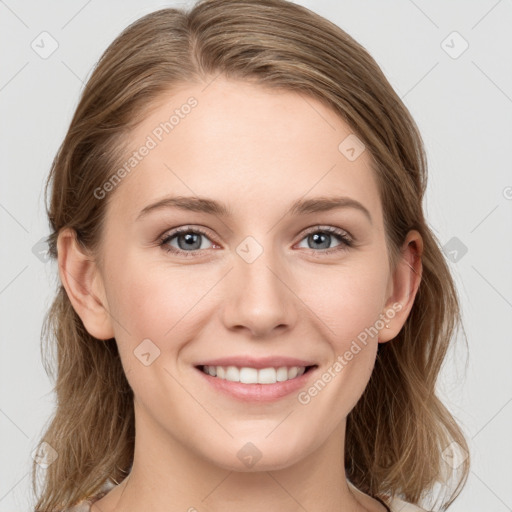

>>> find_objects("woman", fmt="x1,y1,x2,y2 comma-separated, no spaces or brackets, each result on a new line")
32,1,470,510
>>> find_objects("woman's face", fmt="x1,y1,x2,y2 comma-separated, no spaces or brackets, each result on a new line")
88,77,408,471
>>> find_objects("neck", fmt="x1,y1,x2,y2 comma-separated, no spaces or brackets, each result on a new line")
103,406,373,512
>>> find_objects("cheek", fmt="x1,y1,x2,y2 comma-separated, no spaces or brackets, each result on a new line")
300,258,389,348
111,271,173,337
104,253,219,360
298,264,387,412
107,250,189,331
104,262,198,395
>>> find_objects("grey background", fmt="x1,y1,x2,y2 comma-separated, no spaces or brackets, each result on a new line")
1,0,511,510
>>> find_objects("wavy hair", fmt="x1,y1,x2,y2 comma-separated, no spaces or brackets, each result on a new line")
32,0,470,509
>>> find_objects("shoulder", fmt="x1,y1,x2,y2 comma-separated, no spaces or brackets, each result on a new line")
62,479,117,512
347,479,429,512
389,495,429,512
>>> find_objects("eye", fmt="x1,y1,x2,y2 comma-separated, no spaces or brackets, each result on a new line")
296,226,353,255
158,225,354,258
159,226,216,258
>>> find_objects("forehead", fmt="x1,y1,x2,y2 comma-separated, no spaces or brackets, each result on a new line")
106,77,382,225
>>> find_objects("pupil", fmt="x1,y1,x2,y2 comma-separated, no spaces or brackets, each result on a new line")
179,233,201,250
311,233,329,249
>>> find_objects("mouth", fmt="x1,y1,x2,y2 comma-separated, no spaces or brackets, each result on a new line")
195,364,318,384
193,363,319,402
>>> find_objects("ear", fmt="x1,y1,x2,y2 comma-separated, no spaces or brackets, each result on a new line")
379,229,423,343
56,227,115,341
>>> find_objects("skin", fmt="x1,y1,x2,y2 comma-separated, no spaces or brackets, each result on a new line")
58,76,423,512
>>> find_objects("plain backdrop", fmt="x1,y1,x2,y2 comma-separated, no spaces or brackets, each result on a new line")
1,0,511,510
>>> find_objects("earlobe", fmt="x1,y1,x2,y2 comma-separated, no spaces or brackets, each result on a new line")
57,228,115,341
379,230,423,343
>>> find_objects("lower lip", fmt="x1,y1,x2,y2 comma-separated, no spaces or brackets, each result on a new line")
194,366,317,402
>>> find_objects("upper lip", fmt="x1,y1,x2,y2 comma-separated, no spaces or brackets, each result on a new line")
194,356,317,369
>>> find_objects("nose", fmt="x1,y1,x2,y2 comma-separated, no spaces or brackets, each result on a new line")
220,241,298,338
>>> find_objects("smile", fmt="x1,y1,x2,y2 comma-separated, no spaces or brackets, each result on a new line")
199,364,316,384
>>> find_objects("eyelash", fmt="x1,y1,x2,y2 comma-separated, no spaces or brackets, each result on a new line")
158,225,354,258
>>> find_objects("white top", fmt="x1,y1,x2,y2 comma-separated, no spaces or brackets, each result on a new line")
348,480,428,511
65,478,429,511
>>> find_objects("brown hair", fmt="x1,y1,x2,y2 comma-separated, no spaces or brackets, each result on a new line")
32,0,470,509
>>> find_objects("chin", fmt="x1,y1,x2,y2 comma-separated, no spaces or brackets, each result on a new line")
199,438,309,473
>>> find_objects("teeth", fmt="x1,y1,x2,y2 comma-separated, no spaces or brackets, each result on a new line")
201,365,307,384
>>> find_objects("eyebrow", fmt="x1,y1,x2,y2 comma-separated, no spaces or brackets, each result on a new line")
136,195,372,224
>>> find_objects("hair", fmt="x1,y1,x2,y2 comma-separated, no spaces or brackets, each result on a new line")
32,0,470,510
